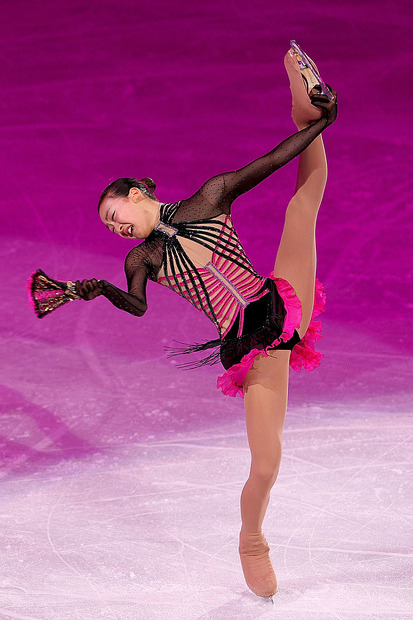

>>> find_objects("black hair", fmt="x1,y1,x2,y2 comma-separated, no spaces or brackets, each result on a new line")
98,177,157,210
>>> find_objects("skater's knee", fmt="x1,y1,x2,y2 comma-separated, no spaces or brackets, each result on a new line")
251,465,280,490
287,182,325,218
251,449,282,489
286,195,319,221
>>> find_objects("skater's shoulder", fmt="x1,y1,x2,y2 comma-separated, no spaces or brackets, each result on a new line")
124,237,162,273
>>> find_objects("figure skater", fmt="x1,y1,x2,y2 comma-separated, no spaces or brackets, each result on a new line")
29,42,337,600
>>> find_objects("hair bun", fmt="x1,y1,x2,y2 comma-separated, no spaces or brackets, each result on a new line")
140,177,156,193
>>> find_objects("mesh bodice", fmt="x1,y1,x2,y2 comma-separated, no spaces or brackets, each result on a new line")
100,116,330,332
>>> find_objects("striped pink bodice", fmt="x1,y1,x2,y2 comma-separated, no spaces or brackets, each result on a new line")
156,212,267,337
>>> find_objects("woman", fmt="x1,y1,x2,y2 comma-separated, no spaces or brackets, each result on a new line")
75,44,337,599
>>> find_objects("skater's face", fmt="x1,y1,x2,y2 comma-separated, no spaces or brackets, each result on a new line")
99,188,157,239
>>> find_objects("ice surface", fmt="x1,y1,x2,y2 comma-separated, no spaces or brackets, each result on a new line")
1,0,412,618
1,410,412,619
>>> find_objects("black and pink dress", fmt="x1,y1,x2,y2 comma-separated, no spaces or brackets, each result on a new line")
100,118,328,397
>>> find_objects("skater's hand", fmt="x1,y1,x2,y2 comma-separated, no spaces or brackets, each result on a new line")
75,278,103,300
310,86,337,127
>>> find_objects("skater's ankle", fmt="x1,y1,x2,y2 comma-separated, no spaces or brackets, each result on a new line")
240,527,262,537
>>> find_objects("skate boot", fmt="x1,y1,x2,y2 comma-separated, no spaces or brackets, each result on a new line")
239,529,278,600
284,40,333,128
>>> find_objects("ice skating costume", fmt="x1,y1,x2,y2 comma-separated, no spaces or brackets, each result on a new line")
99,118,328,397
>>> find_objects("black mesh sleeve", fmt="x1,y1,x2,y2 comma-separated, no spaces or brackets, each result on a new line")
221,115,329,202
178,94,337,219
99,246,150,317
182,117,329,218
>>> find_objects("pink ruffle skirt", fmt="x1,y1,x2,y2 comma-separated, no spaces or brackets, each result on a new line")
216,274,326,398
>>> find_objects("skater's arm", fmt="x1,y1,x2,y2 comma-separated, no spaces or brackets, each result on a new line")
100,277,148,317
186,92,336,215
75,278,148,317
222,121,326,199
222,93,336,202
75,249,150,317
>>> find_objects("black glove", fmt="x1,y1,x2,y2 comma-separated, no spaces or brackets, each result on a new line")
310,86,337,127
75,278,103,300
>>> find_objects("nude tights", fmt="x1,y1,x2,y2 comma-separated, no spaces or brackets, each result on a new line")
238,50,329,600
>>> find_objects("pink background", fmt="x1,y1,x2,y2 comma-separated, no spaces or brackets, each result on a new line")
1,1,412,617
